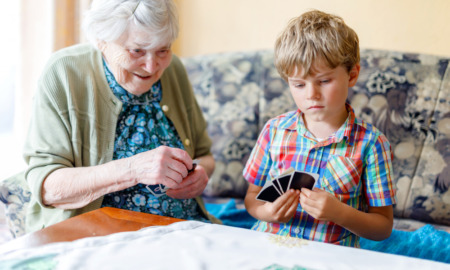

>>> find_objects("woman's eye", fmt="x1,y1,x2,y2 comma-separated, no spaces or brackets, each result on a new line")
157,49,170,57
295,84,305,88
320,79,330,84
129,49,145,57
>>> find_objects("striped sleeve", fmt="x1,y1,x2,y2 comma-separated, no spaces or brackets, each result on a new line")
243,121,273,187
364,133,397,206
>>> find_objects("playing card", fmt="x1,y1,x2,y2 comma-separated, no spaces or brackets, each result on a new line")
188,159,198,173
289,171,318,190
255,169,319,202
272,178,284,194
277,174,293,193
256,184,282,202
146,184,167,197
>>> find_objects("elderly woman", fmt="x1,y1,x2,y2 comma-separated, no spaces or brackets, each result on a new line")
24,0,218,233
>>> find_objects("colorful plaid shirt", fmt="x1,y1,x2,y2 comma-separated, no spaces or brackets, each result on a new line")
243,104,396,247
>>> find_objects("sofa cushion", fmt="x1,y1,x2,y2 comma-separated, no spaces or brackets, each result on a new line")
183,51,266,197
349,50,449,225
0,171,30,238
401,61,450,225
184,51,297,198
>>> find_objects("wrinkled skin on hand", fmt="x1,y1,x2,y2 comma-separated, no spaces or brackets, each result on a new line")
129,146,207,199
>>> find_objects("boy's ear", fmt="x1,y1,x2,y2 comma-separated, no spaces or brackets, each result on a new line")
348,64,360,87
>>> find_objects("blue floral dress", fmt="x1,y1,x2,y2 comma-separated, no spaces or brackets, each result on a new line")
101,61,207,221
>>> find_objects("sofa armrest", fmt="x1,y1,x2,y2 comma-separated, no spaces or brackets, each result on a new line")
0,171,30,238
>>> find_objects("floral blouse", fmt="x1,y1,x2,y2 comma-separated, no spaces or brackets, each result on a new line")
100,60,206,221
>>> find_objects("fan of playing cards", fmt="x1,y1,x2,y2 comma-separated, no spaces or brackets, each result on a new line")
256,169,319,202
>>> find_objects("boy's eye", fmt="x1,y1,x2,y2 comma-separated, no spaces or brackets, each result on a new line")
295,84,305,88
320,79,330,84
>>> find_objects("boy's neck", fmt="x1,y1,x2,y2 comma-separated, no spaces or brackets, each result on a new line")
302,108,349,139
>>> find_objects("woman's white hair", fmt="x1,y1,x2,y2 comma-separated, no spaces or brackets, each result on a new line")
83,0,179,49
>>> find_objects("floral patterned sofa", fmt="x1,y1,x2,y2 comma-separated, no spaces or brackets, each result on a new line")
182,49,450,232
1,49,449,240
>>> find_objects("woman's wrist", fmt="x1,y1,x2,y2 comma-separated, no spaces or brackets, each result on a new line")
110,157,137,187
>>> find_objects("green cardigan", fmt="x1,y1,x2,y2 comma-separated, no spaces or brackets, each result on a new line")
23,44,218,232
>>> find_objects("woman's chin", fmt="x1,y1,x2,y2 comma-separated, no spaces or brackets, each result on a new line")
122,84,153,96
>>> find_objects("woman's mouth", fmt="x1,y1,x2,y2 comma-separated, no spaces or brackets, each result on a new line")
134,73,152,80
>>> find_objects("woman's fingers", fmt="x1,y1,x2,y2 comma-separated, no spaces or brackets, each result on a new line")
131,146,193,187
166,165,208,199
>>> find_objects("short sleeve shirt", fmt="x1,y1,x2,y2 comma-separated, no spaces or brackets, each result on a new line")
243,104,396,247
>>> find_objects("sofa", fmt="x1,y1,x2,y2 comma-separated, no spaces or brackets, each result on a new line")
1,49,449,242
181,48,450,233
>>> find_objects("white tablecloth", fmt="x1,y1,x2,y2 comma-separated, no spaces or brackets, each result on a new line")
0,221,448,270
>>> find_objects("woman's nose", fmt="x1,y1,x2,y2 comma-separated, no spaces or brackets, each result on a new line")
142,54,158,73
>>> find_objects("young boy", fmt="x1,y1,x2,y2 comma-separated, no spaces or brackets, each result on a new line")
243,10,396,247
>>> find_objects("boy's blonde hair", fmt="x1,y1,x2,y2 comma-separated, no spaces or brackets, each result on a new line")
274,10,360,80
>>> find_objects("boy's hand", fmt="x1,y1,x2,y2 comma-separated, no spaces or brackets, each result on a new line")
262,189,300,223
299,188,342,222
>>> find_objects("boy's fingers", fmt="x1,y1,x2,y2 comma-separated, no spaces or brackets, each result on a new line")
274,190,296,204
299,192,312,209
274,190,299,212
300,187,312,197
286,199,299,217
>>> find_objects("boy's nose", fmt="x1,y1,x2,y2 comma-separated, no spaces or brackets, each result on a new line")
306,85,321,100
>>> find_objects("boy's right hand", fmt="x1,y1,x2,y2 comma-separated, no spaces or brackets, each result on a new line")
263,189,300,223
245,184,300,224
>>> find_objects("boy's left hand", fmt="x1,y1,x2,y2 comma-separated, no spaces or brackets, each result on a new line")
299,188,342,222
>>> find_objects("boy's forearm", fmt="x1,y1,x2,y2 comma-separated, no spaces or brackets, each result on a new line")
333,203,393,241
245,184,276,222
245,188,266,220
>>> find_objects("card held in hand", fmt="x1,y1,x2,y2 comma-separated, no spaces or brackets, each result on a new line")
289,171,317,191
255,185,282,203
256,169,319,203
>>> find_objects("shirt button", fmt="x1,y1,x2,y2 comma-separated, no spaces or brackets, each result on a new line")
184,138,191,146
162,105,169,112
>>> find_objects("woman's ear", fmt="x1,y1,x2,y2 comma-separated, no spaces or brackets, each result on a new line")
97,40,107,51
348,64,360,87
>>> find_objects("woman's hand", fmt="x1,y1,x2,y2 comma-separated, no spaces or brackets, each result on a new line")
128,146,214,199
166,164,209,199
128,146,193,188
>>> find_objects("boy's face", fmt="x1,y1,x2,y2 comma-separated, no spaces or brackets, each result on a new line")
287,61,360,129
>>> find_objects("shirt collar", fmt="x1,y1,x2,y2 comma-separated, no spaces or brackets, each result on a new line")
279,104,356,145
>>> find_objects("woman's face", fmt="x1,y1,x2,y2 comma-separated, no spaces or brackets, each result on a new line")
100,28,172,96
